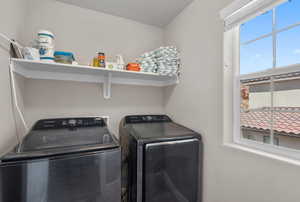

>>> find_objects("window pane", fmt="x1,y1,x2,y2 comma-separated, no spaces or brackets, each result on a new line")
240,11,273,43
273,77,300,150
263,136,270,143
240,82,271,143
240,37,273,75
276,0,300,30
265,136,280,145
277,26,300,67
274,137,279,146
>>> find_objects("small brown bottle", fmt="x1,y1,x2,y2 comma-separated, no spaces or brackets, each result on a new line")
98,52,106,68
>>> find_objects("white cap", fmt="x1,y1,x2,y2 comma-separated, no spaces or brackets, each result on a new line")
38,30,54,38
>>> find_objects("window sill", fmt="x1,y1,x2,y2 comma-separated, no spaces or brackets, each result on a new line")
223,142,300,167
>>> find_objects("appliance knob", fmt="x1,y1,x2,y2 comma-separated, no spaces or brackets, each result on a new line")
69,119,76,126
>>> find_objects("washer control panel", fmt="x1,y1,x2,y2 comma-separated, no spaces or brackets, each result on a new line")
33,117,106,130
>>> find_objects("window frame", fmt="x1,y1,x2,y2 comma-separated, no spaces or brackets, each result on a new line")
225,4,300,161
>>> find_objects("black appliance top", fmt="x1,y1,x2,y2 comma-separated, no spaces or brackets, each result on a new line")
1,117,119,162
124,115,172,124
122,115,201,140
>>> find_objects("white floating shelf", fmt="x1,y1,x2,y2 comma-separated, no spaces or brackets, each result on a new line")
11,58,179,99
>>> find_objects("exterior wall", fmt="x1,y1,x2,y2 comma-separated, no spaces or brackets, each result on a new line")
249,80,300,109
250,89,300,109
249,92,271,109
242,129,300,150
279,135,300,150
242,129,267,142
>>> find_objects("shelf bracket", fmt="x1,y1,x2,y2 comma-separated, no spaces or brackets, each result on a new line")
103,72,112,99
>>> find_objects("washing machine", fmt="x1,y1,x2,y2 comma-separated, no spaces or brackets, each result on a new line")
119,115,202,202
0,117,121,202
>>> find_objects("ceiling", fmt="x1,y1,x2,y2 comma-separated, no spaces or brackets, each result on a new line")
55,0,194,27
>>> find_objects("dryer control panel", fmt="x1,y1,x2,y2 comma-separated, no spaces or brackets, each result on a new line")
124,115,172,124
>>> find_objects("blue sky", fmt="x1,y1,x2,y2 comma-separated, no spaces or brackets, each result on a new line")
240,0,300,75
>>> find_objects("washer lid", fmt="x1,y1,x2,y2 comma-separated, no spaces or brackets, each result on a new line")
1,118,119,162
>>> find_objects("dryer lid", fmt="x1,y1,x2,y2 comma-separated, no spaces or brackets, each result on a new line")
129,122,198,140
123,115,200,140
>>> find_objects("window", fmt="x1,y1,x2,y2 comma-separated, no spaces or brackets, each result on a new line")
222,0,300,160
263,136,279,145
245,134,256,141
239,0,300,153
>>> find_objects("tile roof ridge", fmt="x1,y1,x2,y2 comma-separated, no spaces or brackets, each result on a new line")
251,107,300,112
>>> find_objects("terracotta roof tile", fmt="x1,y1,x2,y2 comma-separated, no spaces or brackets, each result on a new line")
241,107,300,135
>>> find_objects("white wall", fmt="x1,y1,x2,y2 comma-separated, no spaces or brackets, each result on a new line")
2,1,300,202
21,0,165,135
24,80,164,135
0,0,27,155
24,0,164,64
164,1,300,202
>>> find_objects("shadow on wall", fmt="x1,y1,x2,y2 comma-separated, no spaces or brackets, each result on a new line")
163,85,207,143
163,85,176,108
0,45,20,155
0,44,9,53
23,79,165,135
